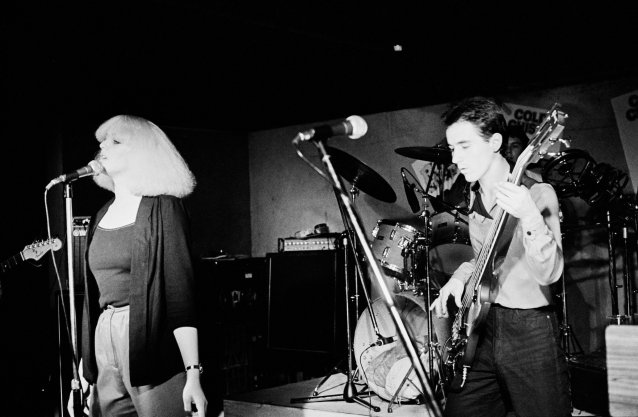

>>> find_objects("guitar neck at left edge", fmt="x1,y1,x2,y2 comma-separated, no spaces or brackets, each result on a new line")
0,238,63,274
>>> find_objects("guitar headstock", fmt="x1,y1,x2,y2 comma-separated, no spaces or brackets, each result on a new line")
513,103,569,181
22,238,63,262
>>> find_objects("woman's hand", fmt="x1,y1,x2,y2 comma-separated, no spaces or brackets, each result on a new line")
66,358,91,417
183,371,207,416
66,384,92,417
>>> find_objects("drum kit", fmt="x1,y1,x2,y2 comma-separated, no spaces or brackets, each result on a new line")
355,145,472,410
294,143,473,411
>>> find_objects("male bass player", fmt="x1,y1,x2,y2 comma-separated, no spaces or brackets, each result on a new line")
430,97,571,417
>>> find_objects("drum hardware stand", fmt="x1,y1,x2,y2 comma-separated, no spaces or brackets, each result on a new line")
556,217,584,359
416,194,438,383
292,184,387,412
291,232,380,411
619,223,635,324
338,185,392,357
293,137,442,416
605,209,633,325
383,172,448,412
403,164,444,378
349,186,362,316
557,271,583,359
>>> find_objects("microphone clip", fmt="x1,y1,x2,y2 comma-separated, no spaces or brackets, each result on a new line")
371,335,397,347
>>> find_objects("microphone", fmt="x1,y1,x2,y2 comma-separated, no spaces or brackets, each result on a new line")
294,115,368,142
401,168,421,213
371,335,397,347
46,160,104,190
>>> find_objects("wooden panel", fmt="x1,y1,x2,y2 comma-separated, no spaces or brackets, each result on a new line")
606,325,638,416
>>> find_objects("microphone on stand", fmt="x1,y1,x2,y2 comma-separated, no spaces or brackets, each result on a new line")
370,335,397,347
401,167,422,213
46,160,104,190
294,115,368,143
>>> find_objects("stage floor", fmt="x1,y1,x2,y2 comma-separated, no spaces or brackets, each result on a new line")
223,373,599,417
223,373,435,417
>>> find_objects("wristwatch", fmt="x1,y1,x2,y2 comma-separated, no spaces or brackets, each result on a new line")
185,364,204,374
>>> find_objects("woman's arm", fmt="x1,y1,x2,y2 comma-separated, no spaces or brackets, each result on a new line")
174,326,207,416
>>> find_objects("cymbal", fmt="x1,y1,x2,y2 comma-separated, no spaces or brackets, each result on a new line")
327,146,397,203
395,146,452,164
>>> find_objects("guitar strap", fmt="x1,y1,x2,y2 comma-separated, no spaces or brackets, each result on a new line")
468,172,540,276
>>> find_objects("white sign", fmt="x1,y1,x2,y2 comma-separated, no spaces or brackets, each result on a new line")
611,90,638,193
503,102,549,135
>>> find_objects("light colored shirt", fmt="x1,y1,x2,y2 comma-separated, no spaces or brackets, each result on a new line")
450,182,563,309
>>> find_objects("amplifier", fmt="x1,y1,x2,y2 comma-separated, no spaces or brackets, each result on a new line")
278,234,340,252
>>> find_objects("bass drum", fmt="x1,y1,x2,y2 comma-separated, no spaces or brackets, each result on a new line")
353,292,450,402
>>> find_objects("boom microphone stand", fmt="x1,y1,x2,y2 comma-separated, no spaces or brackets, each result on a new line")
291,183,392,412
294,138,442,416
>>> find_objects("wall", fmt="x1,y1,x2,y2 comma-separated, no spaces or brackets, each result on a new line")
165,127,252,258
249,75,638,353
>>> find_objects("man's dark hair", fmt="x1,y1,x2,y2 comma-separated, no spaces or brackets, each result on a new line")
442,96,508,156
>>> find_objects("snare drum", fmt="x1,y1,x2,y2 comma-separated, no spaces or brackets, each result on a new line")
370,220,419,278
428,211,473,276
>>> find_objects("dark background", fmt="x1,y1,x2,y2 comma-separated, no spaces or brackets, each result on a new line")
1,1,636,415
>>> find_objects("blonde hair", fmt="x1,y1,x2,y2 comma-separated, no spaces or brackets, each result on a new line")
93,115,196,197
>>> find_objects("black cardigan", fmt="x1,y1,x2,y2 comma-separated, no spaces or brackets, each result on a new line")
81,195,197,386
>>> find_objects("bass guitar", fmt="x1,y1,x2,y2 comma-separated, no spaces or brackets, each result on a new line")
0,238,63,274
443,103,568,392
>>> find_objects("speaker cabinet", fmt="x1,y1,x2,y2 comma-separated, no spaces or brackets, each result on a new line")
568,352,608,415
266,250,347,355
197,257,268,395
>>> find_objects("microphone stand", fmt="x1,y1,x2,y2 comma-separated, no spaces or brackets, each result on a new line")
312,139,442,417
291,184,392,412
64,183,85,414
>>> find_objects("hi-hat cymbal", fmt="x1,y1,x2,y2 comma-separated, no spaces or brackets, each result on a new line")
395,146,452,164
327,146,397,203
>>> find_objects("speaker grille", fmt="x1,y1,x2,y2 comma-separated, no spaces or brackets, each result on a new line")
266,251,345,354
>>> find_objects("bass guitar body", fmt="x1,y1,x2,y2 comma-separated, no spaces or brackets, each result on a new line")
444,270,496,392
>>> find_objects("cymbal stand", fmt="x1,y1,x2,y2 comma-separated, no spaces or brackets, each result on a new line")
349,187,362,318
385,170,447,412
340,186,392,356
631,196,638,322
606,209,631,325
291,185,382,412
557,270,583,358
413,162,448,381
620,223,635,324
557,215,583,359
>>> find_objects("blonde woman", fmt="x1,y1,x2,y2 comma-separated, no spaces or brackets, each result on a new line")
76,115,207,416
